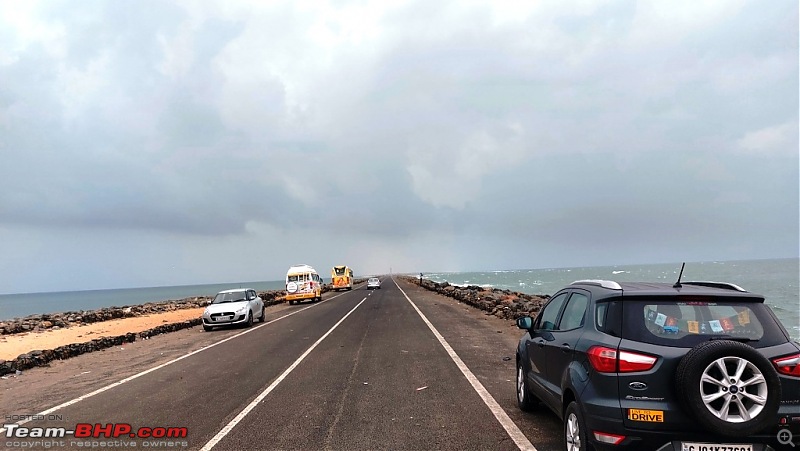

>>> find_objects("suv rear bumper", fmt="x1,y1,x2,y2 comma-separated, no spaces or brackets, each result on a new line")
582,403,786,451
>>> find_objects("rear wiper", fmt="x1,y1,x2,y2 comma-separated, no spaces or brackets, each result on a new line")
708,335,754,343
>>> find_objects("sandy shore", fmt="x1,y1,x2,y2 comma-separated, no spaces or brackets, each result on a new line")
0,307,204,360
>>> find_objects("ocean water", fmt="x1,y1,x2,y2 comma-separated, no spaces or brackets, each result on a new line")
423,258,799,340
1,259,797,339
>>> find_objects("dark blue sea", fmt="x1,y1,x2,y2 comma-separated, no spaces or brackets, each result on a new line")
1,258,797,338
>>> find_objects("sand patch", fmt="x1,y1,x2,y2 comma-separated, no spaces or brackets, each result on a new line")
0,308,204,360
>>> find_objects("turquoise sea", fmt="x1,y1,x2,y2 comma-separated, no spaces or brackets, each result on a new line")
0,258,797,338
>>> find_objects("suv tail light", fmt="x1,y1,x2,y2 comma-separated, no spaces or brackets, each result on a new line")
592,431,625,445
773,354,800,377
588,346,658,373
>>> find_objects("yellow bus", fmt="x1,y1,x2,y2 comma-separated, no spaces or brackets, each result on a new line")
331,265,353,291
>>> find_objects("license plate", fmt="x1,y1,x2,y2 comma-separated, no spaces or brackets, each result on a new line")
681,442,753,451
216,316,232,321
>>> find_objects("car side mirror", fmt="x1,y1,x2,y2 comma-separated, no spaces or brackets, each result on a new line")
516,316,533,330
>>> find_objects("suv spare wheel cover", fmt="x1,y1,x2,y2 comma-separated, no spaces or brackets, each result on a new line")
674,340,781,437
286,282,298,293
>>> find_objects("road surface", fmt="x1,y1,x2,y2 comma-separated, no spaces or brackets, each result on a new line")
1,277,562,450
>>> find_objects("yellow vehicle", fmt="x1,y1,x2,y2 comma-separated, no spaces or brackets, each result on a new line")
331,265,353,291
285,264,322,305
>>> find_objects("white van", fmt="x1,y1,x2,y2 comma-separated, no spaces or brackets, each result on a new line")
285,264,323,305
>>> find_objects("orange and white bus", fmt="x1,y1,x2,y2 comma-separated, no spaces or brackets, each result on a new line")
331,265,353,291
285,264,322,305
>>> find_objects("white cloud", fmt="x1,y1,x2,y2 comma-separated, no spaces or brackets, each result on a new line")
737,121,798,155
406,123,528,209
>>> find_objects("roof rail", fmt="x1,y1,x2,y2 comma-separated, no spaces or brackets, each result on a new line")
682,281,748,292
571,279,622,290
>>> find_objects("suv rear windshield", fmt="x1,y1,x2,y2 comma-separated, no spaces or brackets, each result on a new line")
621,297,787,347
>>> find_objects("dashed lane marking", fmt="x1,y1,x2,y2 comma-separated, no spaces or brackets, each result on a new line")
200,297,368,450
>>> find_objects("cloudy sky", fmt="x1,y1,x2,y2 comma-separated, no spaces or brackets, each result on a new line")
0,0,797,294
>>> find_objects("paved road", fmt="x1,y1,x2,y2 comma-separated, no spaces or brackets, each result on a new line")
2,277,563,451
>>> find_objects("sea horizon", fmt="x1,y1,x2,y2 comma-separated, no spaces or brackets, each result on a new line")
1,257,797,339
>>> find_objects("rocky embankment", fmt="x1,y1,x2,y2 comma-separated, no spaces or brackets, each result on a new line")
401,276,550,321
0,289,287,376
0,291,286,336
0,282,368,376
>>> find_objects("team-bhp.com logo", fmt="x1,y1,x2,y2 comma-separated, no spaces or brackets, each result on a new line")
4,423,188,439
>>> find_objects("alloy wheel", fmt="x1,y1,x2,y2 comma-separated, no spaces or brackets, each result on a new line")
700,356,768,422
565,412,581,451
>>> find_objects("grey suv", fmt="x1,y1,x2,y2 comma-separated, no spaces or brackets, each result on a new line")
515,279,800,451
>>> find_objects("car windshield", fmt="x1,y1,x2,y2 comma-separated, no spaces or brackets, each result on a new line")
212,292,247,304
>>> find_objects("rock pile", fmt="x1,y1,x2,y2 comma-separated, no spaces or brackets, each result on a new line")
1,333,138,376
0,298,212,336
401,276,550,321
0,287,308,336
0,282,371,376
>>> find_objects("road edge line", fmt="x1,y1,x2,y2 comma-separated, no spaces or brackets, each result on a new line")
394,278,537,451
0,291,351,434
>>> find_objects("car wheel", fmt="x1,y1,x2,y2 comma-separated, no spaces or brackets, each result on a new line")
259,306,265,322
564,401,589,451
203,324,212,332
675,340,780,437
245,312,253,328
516,360,538,412
289,300,294,305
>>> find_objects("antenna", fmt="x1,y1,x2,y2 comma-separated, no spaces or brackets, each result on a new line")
673,262,686,288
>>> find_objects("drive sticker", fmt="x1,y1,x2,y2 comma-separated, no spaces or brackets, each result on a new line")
655,313,667,327
687,321,699,334
720,317,734,331
628,409,664,422
737,310,751,325
709,320,724,333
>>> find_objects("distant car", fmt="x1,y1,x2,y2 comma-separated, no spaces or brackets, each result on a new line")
515,279,800,451
203,288,265,331
367,278,381,289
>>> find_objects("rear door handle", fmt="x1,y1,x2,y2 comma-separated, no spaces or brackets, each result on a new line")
537,340,545,348
561,344,571,353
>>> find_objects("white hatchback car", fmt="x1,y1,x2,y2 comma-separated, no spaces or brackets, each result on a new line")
202,288,265,331
367,278,381,289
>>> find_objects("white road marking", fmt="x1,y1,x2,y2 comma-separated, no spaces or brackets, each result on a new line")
394,279,537,451
0,291,351,434
200,297,368,450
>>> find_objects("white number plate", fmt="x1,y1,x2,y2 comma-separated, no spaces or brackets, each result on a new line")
216,316,232,321
681,442,753,451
